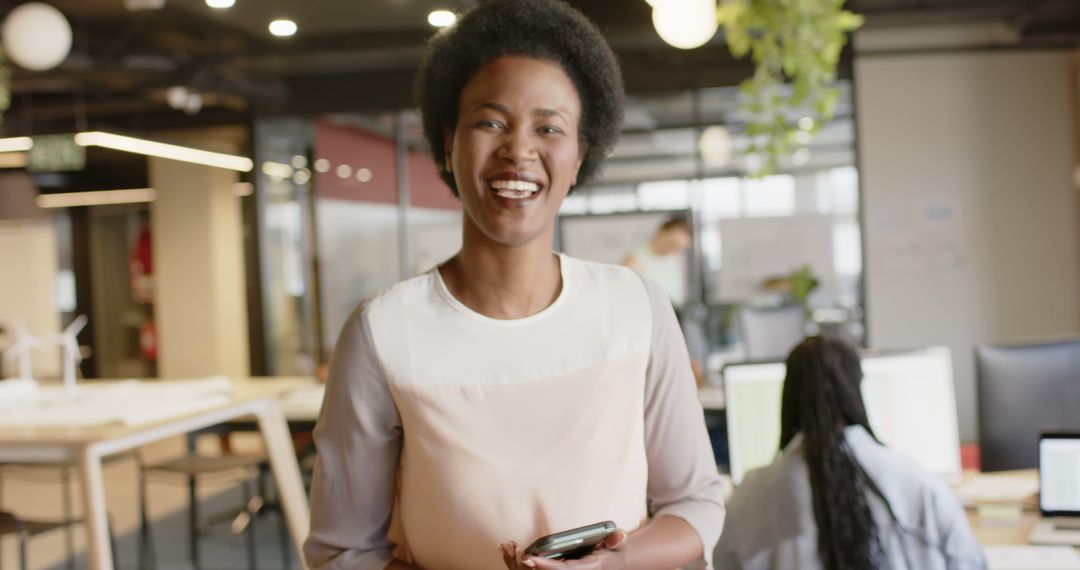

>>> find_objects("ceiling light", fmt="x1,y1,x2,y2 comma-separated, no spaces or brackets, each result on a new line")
269,19,297,37
166,86,189,109
428,10,456,28
74,131,254,172
799,116,816,131
124,0,166,10
336,164,352,179
795,130,812,145
261,161,294,180
206,0,235,8
290,155,307,169
1,2,73,71
0,137,33,153
699,126,732,168
293,169,312,185
183,92,203,115
651,0,717,50
313,158,330,173
356,168,373,183
792,148,811,166
36,188,157,209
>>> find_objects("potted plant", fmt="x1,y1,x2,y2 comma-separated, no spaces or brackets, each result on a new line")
717,0,863,175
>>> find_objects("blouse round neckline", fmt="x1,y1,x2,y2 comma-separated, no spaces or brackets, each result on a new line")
433,252,570,327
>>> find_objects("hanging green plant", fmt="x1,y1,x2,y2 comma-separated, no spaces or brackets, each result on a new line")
717,0,863,176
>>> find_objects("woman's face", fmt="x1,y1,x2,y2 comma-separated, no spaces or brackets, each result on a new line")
447,56,583,248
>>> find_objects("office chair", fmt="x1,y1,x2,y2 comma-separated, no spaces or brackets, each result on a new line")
976,338,1080,471
0,456,130,570
738,304,808,361
0,463,78,570
138,426,290,570
0,510,117,570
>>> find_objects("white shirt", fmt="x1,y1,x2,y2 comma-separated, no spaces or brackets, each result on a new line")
305,255,725,570
714,426,986,570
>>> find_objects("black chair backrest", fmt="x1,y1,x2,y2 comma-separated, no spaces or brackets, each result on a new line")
976,338,1080,471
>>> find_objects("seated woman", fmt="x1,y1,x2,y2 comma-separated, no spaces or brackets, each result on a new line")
714,336,986,569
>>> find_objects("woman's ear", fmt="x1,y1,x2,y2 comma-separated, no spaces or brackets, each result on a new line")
570,141,587,185
572,147,585,186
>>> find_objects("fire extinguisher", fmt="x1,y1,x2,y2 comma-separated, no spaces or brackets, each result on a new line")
140,320,157,362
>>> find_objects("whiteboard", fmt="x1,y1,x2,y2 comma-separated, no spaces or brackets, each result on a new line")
559,211,683,265
717,215,835,303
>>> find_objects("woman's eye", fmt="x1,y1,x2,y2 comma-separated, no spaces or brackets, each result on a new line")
538,126,563,135
476,120,504,130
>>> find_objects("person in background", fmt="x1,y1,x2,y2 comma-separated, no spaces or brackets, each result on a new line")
622,216,693,308
303,2,725,569
622,217,704,383
623,216,725,468
714,336,986,570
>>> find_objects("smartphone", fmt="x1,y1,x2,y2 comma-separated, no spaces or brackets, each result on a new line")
523,520,618,560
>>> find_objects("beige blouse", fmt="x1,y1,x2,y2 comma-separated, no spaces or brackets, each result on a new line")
304,255,725,570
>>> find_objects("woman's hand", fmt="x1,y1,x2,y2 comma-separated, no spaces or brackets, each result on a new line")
500,530,627,570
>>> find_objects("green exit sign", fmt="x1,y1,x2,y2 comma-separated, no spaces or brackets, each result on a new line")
28,135,86,172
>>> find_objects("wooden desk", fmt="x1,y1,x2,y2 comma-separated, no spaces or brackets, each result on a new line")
960,469,1080,554
0,377,312,570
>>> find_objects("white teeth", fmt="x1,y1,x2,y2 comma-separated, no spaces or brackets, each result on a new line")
490,179,540,193
495,189,533,199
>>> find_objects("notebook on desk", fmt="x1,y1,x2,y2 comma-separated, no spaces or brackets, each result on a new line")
1029,432,1080,546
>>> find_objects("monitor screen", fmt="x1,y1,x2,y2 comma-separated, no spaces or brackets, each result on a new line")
1040,435,1080,515
723,362,786,485
724,346,963,485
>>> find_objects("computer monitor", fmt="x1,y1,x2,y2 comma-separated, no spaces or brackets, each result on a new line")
724,346,962,485
1040,432,1080,517
976,339,1080,472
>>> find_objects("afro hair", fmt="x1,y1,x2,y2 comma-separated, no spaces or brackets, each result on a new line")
415,0,625,196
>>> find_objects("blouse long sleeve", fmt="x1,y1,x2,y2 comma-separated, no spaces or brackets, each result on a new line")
304,305,402,570
640,277,727,569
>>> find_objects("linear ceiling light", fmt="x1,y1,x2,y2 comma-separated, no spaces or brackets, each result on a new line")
73,131,254,172
36,188,158,208
0,137,33,153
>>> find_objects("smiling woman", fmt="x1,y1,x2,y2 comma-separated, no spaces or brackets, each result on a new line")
303,2,726,570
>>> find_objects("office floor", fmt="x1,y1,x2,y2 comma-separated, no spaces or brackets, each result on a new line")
0,434,293,569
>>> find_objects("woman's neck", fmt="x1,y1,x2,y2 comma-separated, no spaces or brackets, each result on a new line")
439,232,562,320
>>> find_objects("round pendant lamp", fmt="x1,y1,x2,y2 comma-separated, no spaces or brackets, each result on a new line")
2,2,73,71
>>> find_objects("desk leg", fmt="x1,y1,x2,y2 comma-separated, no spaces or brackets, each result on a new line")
257,402,311,569
79,447,113,570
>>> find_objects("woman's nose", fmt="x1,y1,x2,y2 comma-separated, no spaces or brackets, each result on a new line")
497,127,537,165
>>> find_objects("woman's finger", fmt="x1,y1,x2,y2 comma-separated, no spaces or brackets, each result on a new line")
500,542,519,569
592,529,627,552
526,555,565,570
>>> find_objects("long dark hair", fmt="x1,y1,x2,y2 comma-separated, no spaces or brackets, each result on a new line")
780,336,884,569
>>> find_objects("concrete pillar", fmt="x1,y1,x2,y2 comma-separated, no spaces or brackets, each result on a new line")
149,156,249,378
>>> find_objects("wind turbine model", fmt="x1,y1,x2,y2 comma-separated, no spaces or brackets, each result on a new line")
1,321,42,380
53,315,88,393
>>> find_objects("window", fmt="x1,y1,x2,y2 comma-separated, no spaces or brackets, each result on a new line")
816,166,859,215
701,177,741,220
743,175,796,217
638,180,690,210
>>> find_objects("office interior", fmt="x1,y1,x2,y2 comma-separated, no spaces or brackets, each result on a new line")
0,0,1079,568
